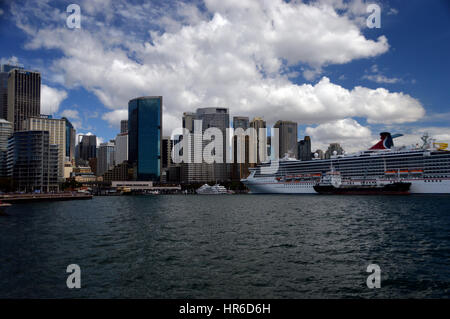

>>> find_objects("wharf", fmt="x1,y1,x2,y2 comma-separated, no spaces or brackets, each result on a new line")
0,193,93,203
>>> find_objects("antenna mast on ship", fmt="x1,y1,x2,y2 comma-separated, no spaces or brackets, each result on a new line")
421,133,430,149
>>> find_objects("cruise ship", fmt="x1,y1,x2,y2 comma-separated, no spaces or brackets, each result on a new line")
241,132,450,194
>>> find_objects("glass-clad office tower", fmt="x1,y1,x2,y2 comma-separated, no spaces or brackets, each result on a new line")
62,117,76,163
128,96,162,181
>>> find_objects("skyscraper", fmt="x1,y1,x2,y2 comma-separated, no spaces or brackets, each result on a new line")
196,107,229,182
23,116,66,180
161,136,173,169
77,134,97,165
180,108,230,183
97,141,115,176
182,112,196,132
62,117,76,163
297,136,312,161
120,119,128,134
161,136,174,183
314,149,324,159
115,132,128,165
1,64,24,120
180,112,199,183
7,68,41,131
0,71,8,120
250,117,267,164
0,119,13,177
7,130,59,192
233,116,249,130
325,143,344,159
128,96,162,181
1,65,22,120
232,116,250,180
274,120,298,159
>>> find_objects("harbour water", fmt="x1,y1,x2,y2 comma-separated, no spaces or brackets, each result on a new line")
0,195,449,298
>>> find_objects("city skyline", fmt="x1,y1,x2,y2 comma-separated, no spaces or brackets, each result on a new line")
0,0,449,154
0,1,449,303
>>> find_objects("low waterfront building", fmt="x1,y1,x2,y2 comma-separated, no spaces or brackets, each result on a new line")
71,166,99,183
64,161,74,179
73,175,99,183
102,161,134,183
72,166,93,175
111,181,153,190
88,158,97,176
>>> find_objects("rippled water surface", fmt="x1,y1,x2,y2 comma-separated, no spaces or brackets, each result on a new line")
0,195,449,298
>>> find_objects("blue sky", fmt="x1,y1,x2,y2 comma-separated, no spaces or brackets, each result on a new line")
0,0,449,151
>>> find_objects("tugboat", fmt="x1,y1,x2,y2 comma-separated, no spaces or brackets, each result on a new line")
313,171,411,195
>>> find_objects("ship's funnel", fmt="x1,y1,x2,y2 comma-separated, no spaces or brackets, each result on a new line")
370,132,394,150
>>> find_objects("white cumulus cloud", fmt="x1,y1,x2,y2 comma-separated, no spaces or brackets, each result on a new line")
306,118,374,152
102,109,128,128
40,85,68,115
11,0,425,136
60,109,80,120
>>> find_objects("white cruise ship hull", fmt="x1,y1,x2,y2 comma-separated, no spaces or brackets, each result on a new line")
243,177,450,194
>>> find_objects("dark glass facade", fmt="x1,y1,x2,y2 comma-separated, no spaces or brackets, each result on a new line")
120,119,128,133
0,72,8,120
128,96,162,181
63,117,76,162
76,134,97,166
298,136,312,161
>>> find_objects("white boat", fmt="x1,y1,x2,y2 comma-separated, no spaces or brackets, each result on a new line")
241,132,450,194
196,184,229,195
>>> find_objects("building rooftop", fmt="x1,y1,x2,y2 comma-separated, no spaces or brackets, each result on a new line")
129,96,162,102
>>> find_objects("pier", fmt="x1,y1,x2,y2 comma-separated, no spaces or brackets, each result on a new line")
0,193,93,203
